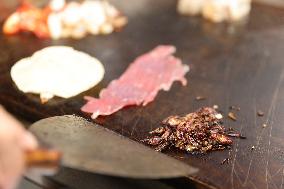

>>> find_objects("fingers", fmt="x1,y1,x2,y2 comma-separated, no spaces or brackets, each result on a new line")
0,106,24,130
0,131,25,189
0,105,38,189
0,106,38,149
0,144,24,189
20,131,38,150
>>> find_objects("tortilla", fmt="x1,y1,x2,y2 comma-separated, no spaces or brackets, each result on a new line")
11,46,104,102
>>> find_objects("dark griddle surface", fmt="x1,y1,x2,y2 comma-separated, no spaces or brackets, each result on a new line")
1,1,284,188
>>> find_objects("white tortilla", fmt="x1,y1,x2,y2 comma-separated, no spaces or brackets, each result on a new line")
11,46,104,102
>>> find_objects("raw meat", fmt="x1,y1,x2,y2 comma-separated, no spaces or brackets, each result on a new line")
81,45,189,119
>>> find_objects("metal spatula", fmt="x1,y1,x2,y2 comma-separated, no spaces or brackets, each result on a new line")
28,115,198,179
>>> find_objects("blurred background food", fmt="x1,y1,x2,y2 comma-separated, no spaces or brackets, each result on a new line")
177,0,252,23
3,0,127,39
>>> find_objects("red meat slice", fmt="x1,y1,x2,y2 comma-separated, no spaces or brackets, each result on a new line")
81,45,189,119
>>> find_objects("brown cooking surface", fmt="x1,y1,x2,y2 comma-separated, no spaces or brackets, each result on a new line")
1,1,284,189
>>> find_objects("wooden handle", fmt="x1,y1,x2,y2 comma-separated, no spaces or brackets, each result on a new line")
25,149,61,169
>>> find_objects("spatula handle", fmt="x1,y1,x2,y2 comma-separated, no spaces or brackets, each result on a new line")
25,149,61,168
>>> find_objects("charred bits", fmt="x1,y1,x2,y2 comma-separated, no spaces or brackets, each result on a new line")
221,158,230,165
143,107,245,153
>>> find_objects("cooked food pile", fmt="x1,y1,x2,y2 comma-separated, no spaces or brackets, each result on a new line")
81,45,189,119
143,107,244,153
11,46,105,103
3,0,127,39
177,0,251,22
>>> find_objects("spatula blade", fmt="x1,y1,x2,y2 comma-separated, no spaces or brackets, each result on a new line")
29,115,198,179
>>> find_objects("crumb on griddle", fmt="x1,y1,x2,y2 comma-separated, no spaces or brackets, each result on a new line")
213,105,219,109
257,110,264,117
195,96,206,100
143,107,245,153
229,106,240,111
226,133,246,139
221,158,230,165
228,112,237,121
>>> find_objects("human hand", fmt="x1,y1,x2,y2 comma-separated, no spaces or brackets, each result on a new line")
0,106,38,189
